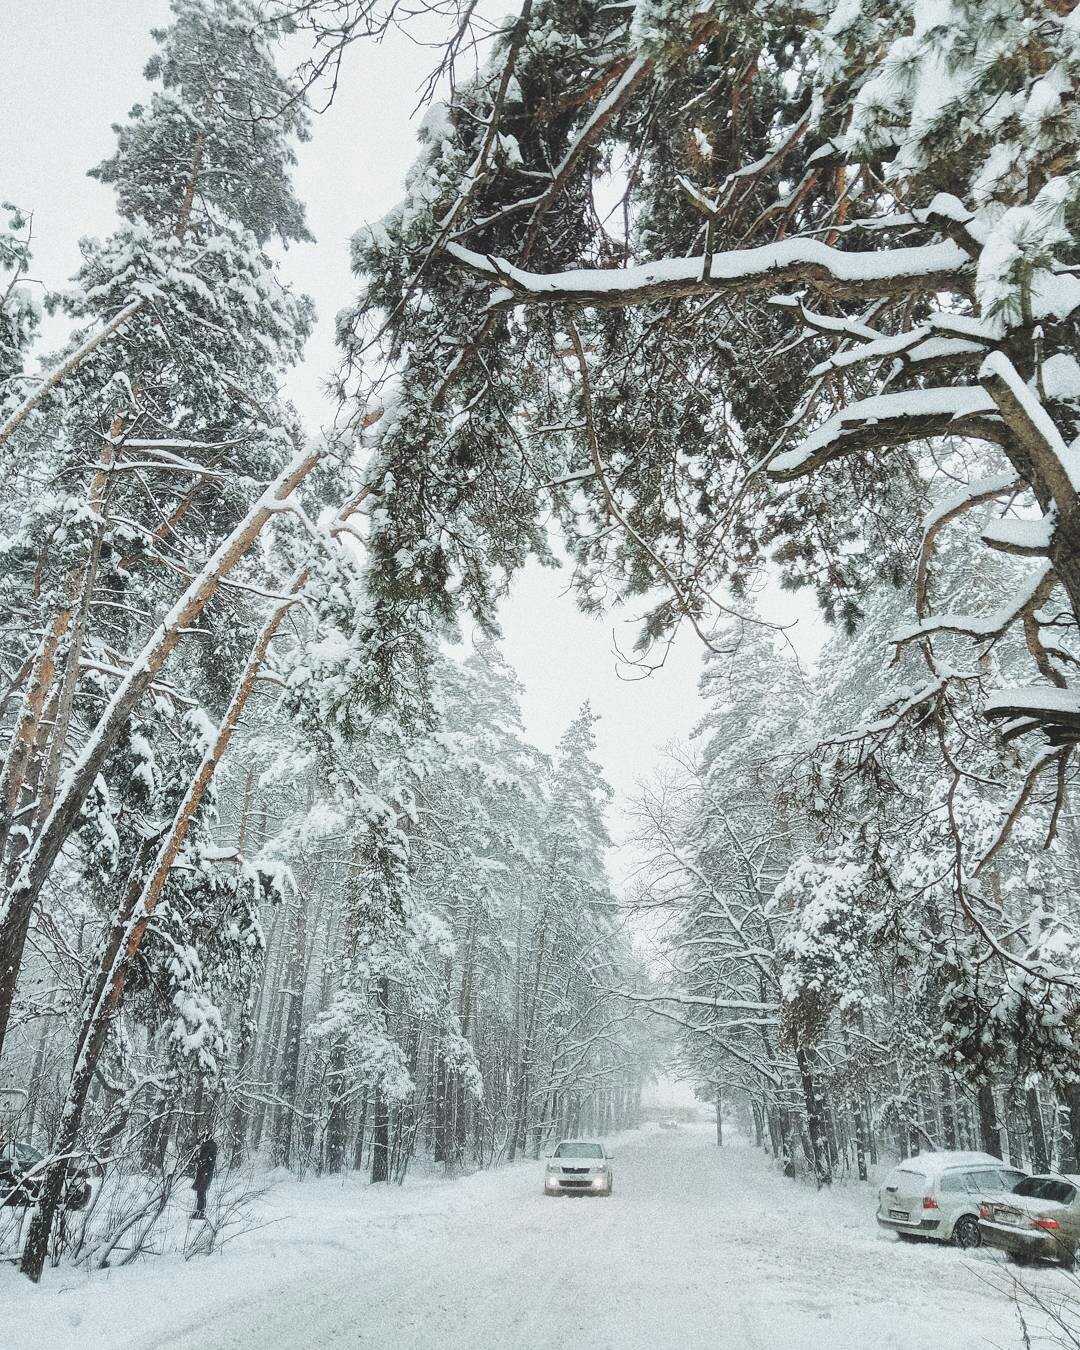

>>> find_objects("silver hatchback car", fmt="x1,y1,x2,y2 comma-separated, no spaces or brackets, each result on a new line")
543,1139,614,1197
877,1151,1026,1248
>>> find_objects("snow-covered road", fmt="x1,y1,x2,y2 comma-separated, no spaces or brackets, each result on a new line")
2,1124,1053,1349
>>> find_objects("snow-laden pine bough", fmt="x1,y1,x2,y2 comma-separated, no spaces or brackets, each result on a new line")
445,240,1080,762
301,0,1080,1160
387,0,1080,1011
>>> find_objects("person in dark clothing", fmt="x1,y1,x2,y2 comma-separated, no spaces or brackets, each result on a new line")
192,1135,218,1220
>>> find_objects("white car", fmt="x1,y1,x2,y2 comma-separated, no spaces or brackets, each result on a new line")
543,1139,614,1197
877,1151,1027,1248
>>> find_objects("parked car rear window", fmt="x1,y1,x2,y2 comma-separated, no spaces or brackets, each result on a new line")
938,1172,966,1193
1013,1177,1076,1204
997,1169,1026,1189
554,1142,603,1159
885,1167,926,1187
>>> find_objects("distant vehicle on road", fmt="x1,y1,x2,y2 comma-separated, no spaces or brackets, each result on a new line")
0,1139,94,1211
544,1140,614,1197
979,1174,1080,1268
658,1118,680,1130
876,1151,1026,1248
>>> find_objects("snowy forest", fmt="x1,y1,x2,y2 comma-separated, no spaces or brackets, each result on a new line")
5,0,1080,1345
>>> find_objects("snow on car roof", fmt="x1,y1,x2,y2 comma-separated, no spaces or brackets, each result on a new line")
895,1151,1005,1172
556,1138,604,1146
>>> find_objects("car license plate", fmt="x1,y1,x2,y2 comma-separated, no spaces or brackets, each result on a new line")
889,1209,909,1222
997,1212,1018,1226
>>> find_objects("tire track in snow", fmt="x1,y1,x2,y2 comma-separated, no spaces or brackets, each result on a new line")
119,1126,1026,1350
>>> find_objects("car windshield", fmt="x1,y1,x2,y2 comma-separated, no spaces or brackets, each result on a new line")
1013,1177,1076,1205
554,1142,603,1159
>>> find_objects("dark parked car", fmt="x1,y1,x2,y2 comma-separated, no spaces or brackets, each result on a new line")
979,1174,1080,1268
0,1140,93,1211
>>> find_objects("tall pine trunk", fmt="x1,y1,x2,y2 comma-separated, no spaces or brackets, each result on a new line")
275,893,309,1169
370,977,391,1183
795,1046,832,1188
1027,1087,1050,1173
0,447,321,1070
977,1084,1002,1159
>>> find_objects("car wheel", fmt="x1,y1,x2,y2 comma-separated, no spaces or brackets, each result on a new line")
953,1216,982,1250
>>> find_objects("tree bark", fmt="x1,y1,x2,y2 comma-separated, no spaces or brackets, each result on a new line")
940,1075,957,1149
370,977,391,1184
795,1046,832,1187
854,1102,869,1182
275,894,308,1169
325,1037,348,1175
1062,1084,1080,1172
0,302,145,450
1027,1087,1050,1173
977,1083,1002,1159
0,440,116,1043
352,1092,368,1171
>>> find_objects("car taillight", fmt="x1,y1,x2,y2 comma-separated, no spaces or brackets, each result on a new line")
979,1205,990,1219
1032,1218,1060,1231
922,1196,938,1210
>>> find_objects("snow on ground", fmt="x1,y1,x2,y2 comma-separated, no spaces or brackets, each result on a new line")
0,1123,1065,1349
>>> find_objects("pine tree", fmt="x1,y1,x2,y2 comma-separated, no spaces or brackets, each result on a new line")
0,203,39,418
8,0,321,1280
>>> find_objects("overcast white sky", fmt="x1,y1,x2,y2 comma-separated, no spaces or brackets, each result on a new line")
2,0,825,872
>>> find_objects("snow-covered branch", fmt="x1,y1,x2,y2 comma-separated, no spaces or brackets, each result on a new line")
445,237,970,311
768,387,1003,481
